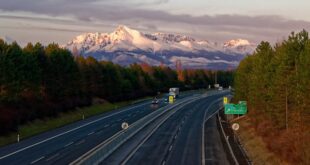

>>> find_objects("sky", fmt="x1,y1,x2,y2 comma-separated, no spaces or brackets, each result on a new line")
0,0,310,46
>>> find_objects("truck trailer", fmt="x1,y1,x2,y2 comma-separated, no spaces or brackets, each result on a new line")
169,87,179,98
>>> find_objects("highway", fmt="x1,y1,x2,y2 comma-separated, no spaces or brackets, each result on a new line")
100,91,231,165
0,91,200,165
0,90,231,165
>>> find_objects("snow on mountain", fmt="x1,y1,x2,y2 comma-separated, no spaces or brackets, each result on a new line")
223,39,256,55
65,25,256,70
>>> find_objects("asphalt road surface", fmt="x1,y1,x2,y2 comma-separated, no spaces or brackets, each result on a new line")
103,91,230,165
0,92,199,165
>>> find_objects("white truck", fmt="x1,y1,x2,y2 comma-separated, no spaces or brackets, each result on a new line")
169,87,179,98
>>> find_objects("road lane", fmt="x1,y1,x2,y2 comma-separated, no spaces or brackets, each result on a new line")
0,91,202,165
101,95,202,165
0,101,163,164
203,116,230,165
124,92,230,165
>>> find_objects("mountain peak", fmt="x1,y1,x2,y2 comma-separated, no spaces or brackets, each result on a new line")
113,25,141,36
111,25,143,42
115,25,131,32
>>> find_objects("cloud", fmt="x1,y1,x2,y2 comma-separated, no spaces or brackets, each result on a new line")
1,0,309,29
0,0,309,44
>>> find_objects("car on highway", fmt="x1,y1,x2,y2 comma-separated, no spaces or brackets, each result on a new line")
151,98,159,104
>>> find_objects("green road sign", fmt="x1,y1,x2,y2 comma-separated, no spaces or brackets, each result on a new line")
224,101,247,114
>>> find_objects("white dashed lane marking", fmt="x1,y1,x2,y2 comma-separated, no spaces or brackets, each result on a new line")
30,156,45,164
64,142,73,147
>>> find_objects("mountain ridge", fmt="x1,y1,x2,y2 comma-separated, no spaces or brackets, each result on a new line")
65,25,257,70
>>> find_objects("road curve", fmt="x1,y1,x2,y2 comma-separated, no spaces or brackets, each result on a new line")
101,91,230,165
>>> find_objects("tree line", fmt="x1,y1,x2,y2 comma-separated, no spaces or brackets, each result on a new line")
0,40,233,135
234,30,310,163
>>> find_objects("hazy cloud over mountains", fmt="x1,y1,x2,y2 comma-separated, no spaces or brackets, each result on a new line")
0,0,309,45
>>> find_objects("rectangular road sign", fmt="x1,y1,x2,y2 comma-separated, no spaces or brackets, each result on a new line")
169,95,174,104
224,101,247,114
223,97,228,104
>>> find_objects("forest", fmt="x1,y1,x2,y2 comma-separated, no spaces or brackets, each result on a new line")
234,30,310,163
0,40,233,135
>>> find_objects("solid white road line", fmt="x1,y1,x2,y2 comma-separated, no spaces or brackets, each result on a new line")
0,102,149,160
30,156,45,164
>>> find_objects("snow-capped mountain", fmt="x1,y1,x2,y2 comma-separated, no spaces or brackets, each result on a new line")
65,25,256,70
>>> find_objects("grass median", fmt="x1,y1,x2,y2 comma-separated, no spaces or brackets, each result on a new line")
0,98,150,147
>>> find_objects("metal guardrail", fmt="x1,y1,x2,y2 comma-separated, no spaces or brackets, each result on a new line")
71,95,201,165
218,112,239,165
235,133,252,164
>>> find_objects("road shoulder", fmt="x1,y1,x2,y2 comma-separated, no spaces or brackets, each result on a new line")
217,109,251,164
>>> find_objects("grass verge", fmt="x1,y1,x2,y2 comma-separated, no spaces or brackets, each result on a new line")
0,98,150,147
236,116,289,165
